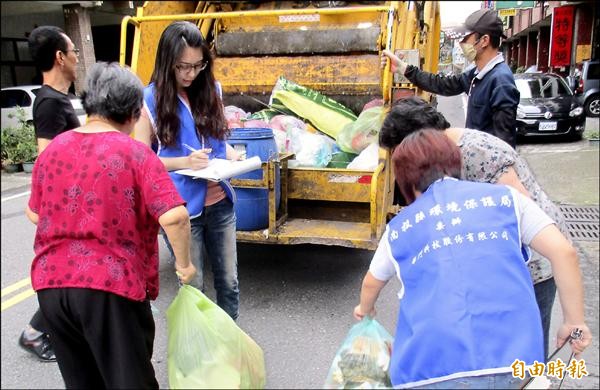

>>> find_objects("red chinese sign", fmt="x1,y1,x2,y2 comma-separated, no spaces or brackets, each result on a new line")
550,5,574,67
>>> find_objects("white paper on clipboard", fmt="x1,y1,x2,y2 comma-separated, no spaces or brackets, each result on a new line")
174,156,262,182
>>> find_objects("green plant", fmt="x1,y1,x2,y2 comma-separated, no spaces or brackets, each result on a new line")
1,107,37,164
586,131,599,140
17,136,38,162
17,116,37,162
1,127,21,165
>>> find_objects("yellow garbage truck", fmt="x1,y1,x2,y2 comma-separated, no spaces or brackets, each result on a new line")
120,1,441,250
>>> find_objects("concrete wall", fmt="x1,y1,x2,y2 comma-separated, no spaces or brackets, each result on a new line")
1,12,65,39
526,31,537,68
537,26,550,72
518,36,527,66
64,4,96,94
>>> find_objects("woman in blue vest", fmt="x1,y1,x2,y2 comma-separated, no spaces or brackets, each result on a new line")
353,130,591,388
379,96,568,361
135,21,240,320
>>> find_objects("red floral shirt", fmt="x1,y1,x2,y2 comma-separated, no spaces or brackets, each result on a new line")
28,131,185,301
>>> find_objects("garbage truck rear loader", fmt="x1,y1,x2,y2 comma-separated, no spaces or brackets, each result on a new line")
120,1,441,250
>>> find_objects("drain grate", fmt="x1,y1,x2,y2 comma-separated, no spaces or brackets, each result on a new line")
559,205,599,241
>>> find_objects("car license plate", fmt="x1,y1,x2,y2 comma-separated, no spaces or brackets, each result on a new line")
539,121,557,131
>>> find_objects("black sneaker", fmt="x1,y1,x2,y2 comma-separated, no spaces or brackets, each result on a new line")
18,331,56,362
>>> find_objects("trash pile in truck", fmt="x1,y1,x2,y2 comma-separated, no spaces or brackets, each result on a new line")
224,76,386,170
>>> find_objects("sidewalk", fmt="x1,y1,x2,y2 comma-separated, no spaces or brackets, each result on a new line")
0,171,32,196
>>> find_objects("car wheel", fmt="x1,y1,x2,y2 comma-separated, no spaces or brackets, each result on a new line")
585,94,600,117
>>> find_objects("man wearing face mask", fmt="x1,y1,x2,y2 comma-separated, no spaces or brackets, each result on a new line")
382,9,519,148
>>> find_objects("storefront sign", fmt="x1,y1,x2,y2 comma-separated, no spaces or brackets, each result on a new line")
550,5,575,68
498,9,516,17
576,45,591,63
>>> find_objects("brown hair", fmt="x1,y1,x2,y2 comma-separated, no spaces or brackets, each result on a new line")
392,129,462,204
151,21,228,146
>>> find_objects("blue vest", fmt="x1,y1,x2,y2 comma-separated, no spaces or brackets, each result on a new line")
144,84,235,218
386,178,543,388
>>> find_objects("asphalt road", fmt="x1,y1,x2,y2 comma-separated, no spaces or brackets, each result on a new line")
1,193,402,389
1,95,598,389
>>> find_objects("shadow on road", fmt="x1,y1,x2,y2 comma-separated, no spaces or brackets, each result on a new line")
517,134,583,145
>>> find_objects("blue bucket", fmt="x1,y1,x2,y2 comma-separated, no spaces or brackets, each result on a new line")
228,128,280,231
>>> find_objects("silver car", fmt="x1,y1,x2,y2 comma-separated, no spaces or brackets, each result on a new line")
580,60,599,117
1,85,86,129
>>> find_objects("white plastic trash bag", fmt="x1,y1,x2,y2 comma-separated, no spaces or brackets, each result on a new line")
346,143,379,171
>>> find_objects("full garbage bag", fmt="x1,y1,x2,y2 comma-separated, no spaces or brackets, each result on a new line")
327,151,358,169
269,115,307,153
242,119,270,128
288,127,333,167
324,317,394,389
166,285,266,389
270,76,357,139
346,143,379,171
225,105,249,129
269,115,307,135
336,106,386,154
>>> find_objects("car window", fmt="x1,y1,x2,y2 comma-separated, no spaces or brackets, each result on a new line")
515,76,571,99
586,64,599,80
1,90,32,108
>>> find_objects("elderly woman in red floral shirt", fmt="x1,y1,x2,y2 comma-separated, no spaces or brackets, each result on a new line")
26,62,196,389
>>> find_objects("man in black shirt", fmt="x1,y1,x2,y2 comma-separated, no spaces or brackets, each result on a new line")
29,26,80,153
19,26,81,362
33,87,81,148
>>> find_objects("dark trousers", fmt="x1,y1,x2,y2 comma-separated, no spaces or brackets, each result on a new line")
37,288,158,389
534,277,557,362
29,308,48,333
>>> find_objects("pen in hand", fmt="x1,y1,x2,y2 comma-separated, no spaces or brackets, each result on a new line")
182,143,212,170
183,143,212,154
182,143,197,153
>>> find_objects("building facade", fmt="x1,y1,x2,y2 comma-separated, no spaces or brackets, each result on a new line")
497,1,598,77
1,1,141,92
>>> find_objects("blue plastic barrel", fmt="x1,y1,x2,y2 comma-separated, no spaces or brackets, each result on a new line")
228,128,280,231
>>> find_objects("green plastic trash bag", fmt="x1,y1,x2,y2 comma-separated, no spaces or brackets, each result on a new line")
270,76,357,139
247,108,285,122
336,106,386,154
327,151,358,169
166,285,266,389
324,317,394,389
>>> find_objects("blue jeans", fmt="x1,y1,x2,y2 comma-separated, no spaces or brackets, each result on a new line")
410,372,525,389
164,198,239,320
534,277,556,361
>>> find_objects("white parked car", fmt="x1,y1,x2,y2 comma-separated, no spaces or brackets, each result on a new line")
1,85,86,129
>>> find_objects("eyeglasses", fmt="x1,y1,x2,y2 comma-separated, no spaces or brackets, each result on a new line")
175,61,208,74
461,32,484,44
63,48,80,57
